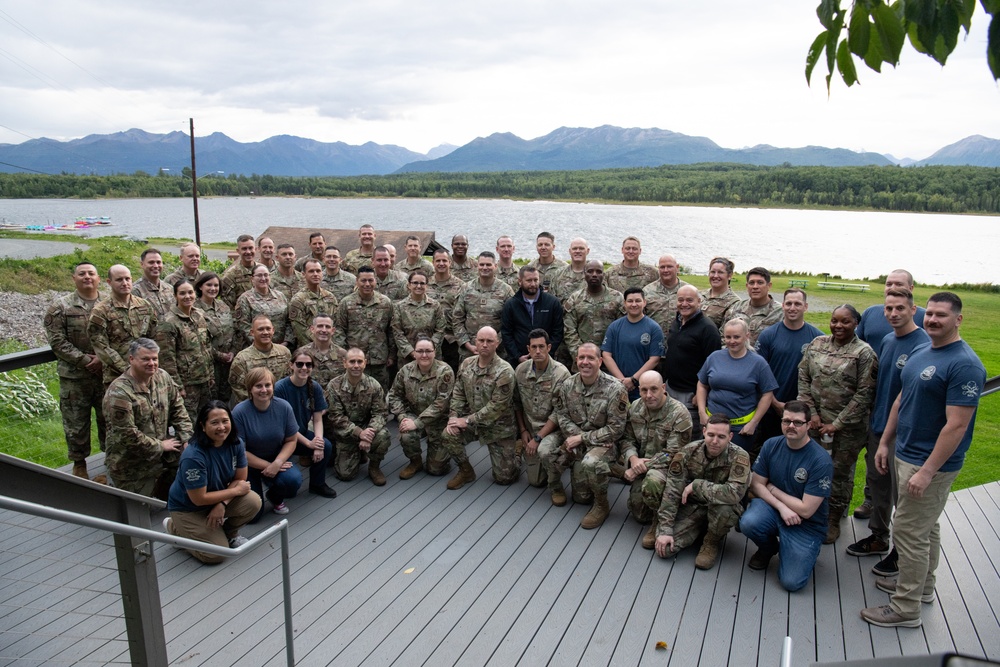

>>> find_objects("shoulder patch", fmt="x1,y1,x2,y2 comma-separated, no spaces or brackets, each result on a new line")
668,452,685,476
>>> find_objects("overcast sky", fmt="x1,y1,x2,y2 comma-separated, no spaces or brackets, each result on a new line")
1,1,997,160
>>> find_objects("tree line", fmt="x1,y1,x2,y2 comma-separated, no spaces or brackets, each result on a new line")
2,163,1000,214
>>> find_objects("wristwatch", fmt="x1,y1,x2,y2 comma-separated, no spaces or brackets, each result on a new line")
533,434,542,443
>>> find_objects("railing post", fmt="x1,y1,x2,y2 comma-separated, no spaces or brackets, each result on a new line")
115,500,169,667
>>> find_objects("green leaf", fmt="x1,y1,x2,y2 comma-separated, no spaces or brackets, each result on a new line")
904,0,937,26
873,2,906,64
817,0,842,28
907,20,933,54
957,0,977,31
988,11,1000,79
864,22,888,70
982,0,1000,14
806,31,828,83
837,38,860,84
933,2,962,64
849,4,872,54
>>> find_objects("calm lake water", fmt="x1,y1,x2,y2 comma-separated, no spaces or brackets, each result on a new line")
1,197,996,285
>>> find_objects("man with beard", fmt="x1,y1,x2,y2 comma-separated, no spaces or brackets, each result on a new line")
501,266,564,363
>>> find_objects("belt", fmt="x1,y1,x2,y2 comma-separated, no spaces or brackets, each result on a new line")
706,409,756,426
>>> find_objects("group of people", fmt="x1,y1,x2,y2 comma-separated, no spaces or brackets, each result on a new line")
43,227,985,631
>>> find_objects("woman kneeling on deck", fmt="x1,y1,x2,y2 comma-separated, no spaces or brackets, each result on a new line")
165,400,261,563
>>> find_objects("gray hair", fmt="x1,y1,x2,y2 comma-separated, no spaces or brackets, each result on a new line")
129,338,159,356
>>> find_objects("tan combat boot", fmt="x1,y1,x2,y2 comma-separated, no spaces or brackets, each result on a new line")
369,464,386,486
580,489,610,529
695,534,723,570
642,523,657,550
72,461,89,479
399,456,423,480
446,461,476,490
550,485,567,507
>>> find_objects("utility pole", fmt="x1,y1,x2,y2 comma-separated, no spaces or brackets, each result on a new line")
189,117,201,247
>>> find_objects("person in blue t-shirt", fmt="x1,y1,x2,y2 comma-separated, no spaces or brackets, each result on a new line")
739,401,833,592
601,288,664,401
165,400,262,563
857,270,926,359
274,348,338,499
696,318,777,451
862,292,986,629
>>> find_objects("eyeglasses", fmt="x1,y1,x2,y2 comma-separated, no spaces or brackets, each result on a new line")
414,349,434,354
409,281,427,286
780,419,808,427
294,361,313,369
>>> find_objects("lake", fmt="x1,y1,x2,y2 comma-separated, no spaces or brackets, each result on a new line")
0,197,996,285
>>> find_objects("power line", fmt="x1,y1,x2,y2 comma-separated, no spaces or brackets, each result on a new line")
0,161,53,175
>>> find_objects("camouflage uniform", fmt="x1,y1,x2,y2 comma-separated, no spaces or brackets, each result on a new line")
375,273,409,301
452,279,515,358
391,296,445,362
195,299,236,401
164,268,202,287
341,249,374,275
321,270,357,301
396,258,435,276
294,255,325,272
325,373,391,480
727,296,782,346
620,396,694,522
88,295,158,385
797,334,878,519
514,358,572,487
103,368,193,498
562,286,624,365
449,258,477,283
541,373,629,498
655,440,751,556
496,264,521,290
154,306,216,423
387,359,455,473
271,270,304,302
300,342,346,389
548,265,586,303
287,287,339,346
220,261,258,309
604,262,658,293
333,291,394,389
44,291,106,460
234,288,290,349
526,258,567,292
228,344,291,404
442,355,519,484
642,279,690,345
132,278,173,317
698,287,741,329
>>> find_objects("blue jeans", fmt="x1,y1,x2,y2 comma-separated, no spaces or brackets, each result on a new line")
740,498,823,592
295,435,333,489
248,465,303,521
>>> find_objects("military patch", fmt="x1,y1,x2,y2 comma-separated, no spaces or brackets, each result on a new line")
733,464,746,478
668,452,684,476
112,407,129,423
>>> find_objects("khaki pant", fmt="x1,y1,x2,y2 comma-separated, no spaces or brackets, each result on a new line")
168,492,262,564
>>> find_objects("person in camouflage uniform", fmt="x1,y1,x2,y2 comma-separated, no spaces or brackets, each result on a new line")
44,261,106,477
132,248,173,316
387,336,455,478
391,270,445,364
163,242,203,287
620,371,694,528
494,235,520,290
514,329,572,488
229,315,292,404
525,232,567,292
194,272,236,402
397,235,435,276
103,338,193,499
642,254,690,346
220,235,259,308
449,235,477,282
428,249,467,371
154,280,217,423
325,348,391,485
699,257,741,329
89,264,158,386
605,236,658,293
321,246,358,301
442,326,519,489
293,232,327,272
547,237,590,303
257,236,277,272
452,252,515,360
542,343,629,528
234,265,291,349
652,414,751,569
301,314,346,388
372,246,409,300
726,267,783,346
287,259,339,346
341,224,377,275
334,266,394,390
797,304,878,543
271,244,305,301
562,260,624,370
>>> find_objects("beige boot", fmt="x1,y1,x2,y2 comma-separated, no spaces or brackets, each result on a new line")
446,461,476,490
399,456,423,480
550,485,567,507
580,489,610,529
642,523,657,550
695,534,723,570
368,464,386,486
72,461,89,479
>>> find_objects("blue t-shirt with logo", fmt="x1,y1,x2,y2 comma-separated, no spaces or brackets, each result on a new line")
753,436,833,535
168,438,248,513
697,350,778,420
896,339,985,472
857,304,925,359
601,315,664,398
869,327,931,434
756,321,824,402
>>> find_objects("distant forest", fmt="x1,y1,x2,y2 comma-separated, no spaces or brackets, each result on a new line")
2,163,1000,214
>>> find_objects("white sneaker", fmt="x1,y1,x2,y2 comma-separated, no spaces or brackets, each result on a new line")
228,535,249,548
162,517,174,534
272,502,290,515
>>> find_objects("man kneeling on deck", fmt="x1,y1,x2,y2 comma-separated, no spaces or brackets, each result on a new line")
739,401,832,591
651,414,750,569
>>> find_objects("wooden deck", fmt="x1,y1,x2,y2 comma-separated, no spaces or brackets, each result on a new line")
2,437,1000,666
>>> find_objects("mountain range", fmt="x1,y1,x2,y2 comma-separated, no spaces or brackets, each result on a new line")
1,126,998,177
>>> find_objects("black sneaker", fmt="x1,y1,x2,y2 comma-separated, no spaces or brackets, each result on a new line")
847,534,890,557
748,548,775,570
872,547,899,576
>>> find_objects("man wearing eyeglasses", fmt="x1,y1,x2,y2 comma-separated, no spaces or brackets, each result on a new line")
739,400,833,591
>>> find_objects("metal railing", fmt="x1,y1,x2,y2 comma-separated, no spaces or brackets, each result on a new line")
0,493,296,667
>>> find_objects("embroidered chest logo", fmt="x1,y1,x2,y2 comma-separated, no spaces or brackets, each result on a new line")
895,354,908,370
920,366,936,381
794,467,808,483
